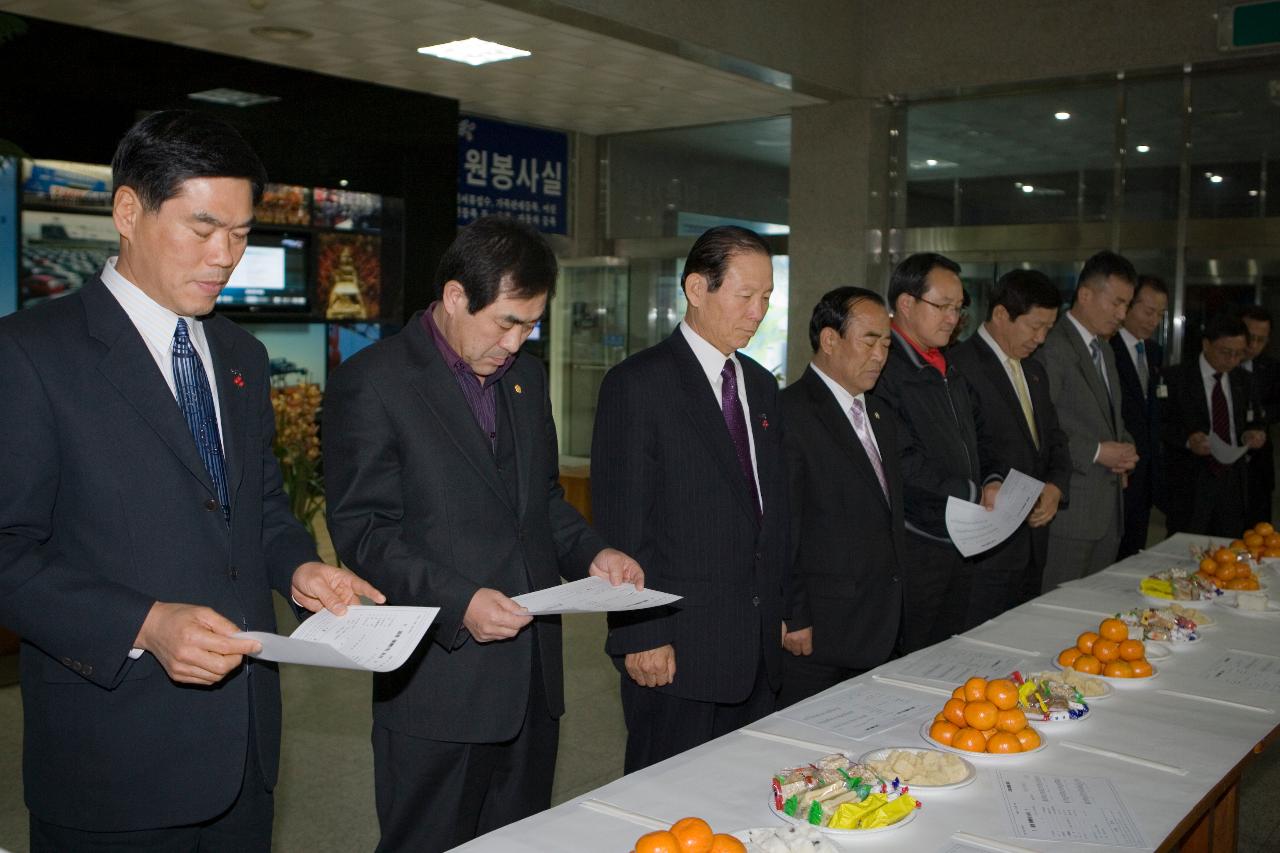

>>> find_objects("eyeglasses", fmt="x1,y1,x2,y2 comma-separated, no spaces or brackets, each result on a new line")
914,295,964,317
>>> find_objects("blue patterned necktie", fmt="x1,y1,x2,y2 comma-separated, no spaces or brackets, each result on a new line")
173,319,230,522
720,358,761,520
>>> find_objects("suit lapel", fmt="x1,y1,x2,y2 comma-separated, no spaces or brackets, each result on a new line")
203,317,247,505
666,332,759,525
1062,321,1115,432
865,394,899,501
974,336,1038,450
744,363,775,517
804,368,888,508
84,279,216,497
405,320,513,511
499,368,533,520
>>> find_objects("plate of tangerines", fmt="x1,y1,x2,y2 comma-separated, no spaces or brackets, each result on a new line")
921,676,1046,757
1056,618,1158,685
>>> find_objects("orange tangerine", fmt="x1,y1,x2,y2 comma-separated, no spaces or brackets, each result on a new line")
1099,618,1128,642
1058,647,1082,667
964,677,989,703
1257,522,1276,535
1073,654,1102,675
670,818,714,853
1104,660,1134,678
1267,533,1280,548
1118,639,1145,661
635,831,682,853
930,720,960,745
1015,727,1042,750
1200,557,1220,575
996,708,1028,733
951,686,966,700
1215,547,1237,564
1217,563,1238,582
952,728,987,752
1093,639,1120,663
963,700,998,731
707,835,748,853
1077,631,1099,655
1130,659,1153,678
943,698,968,727
987,732,1023,754
986,679,1019,710
1245,533,1265,547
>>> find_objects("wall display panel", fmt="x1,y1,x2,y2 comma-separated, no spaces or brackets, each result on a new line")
255,183,311,227
218,231,309,312
313,188,381,232
315,233,381,321
20,210,116,308
21,159,111,211
241,322,328,389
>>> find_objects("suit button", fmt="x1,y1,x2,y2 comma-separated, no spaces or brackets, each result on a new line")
61,656,71,667
204,499,219,511
71,661,82,672
752,595,760,606
83,665,93,676
892,575,900,583
229,567,238,580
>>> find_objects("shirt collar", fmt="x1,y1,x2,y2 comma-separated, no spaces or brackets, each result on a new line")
810,362,862,414
977,323,1013,362
1200,352,1221,382
100,256,198,349
1065,310,1098,349
680,320,738,386
422,301,515,387
891,323,947,374
1118,327,1140,349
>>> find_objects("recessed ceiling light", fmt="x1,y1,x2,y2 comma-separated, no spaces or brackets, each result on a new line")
925,158,938,166
1135,144,1151,153
1054,111,1071,120
1209,174,1224,184
249,25,312,43
338,179,349,187
1021,184,1035,193
188,87,280,108
1249,189,1260,197
417,37,530,66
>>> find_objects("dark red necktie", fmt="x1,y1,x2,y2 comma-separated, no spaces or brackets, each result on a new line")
721,359,762,519
1211,372,1230,442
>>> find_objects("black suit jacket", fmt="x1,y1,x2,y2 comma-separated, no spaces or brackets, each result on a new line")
591,329,788,704
0,277,318,831
781,367,903,669
323,314,604,743
1161,357,1252,525
1110,334,1164,498
1245,354,1280,493
951,334,1072,571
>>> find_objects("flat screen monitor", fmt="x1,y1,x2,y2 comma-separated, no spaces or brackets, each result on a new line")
217,231,308,311
20,210,117,308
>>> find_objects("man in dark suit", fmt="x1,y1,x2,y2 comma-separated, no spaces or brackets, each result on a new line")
872,252,1004,652
1111,275,1168,557
951,270,1071,619
1161,313,1266,536
0,111,382,852
1239,305,1280,527
779,286,903,707
324,217,642,852
592,226,788,772
1036,251,1138,589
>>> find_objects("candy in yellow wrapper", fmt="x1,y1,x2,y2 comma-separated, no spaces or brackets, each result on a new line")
1140,578,1173,599
827,793,917,830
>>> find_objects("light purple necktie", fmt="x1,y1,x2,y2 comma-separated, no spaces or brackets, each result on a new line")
850,397,889,500
721,358,761,519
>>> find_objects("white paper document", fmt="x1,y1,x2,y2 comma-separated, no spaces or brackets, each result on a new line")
511,576,681,615
995,771,1146,848
237,605,437,672
945,469,1044,558
1196,650,1280,693
776,684,936,740
893,645,1031,684
1209,432,1248,465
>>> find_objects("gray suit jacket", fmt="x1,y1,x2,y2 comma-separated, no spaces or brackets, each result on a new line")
1034,315,1132,541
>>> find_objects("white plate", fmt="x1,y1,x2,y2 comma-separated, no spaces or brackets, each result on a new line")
1142,593,1218,610
1019,701,1092,724
918,720,1047,757
769,795,919,837
1213,594,1280,618
734,826,842,851
1059,661,1159,687
857,747,977,790
1026,671,1115,701
1143,643,1171,661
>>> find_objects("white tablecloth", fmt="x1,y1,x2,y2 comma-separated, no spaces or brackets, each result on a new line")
456,533,1278,852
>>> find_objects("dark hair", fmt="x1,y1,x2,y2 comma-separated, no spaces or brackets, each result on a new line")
435,215,558,313
1238,304,1273,327
988,269,1060,322
887,252,961,310
1203,313,1248,343
111,110,268,210
808,286,885,351
680,226,771,294
1133,274,1169,301
1077,250,1137,292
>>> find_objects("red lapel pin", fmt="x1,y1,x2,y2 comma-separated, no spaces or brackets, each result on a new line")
231,369,245,388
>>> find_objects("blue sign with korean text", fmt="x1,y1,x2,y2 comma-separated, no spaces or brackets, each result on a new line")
457,115,568,235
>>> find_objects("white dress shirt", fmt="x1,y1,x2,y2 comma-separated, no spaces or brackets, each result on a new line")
680,320,762,506
100,256,225,443
977,324,1036,418
1199,352,1237,445
1118,327,1144,373
810,362,882,458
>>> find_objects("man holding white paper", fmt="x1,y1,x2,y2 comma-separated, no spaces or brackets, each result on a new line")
324,217,642,853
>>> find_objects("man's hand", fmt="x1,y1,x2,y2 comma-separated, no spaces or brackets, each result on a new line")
1027,483,1063,528
981,481,1002,511
625,644,676,687
291,561,386,615
783,626,813,656
589,548,645,589
464,588,532,642
1097,441,1139,472
1187,432,1211,457
134,602,260,686
1244,429,1267,450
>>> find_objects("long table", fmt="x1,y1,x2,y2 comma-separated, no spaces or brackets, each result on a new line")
456,534,1280,851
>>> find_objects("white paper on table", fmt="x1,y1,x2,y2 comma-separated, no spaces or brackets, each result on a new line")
511,576,681,615
893,645,1031,684
775,684,936,740
236,605,437,672
1209,432,1248,465
994,770,1146,847
945,469,1045,558
1196,650,1280,693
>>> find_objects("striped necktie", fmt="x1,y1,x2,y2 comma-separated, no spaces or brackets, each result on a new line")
173,319,230,522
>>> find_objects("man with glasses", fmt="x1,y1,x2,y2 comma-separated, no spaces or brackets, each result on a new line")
1161,313,1266,536
873,253,1003,652
1035,251,1138,589
1238,305,1279,527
